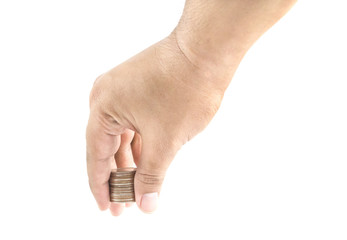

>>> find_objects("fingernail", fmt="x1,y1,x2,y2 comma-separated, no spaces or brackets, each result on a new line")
140,193,158,213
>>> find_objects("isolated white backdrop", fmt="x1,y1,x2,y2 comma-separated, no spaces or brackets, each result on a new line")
0,0,346,239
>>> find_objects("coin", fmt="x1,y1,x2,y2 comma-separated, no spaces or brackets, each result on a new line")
109,167,136,202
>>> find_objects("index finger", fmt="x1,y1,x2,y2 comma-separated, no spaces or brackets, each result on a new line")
86,112,122,210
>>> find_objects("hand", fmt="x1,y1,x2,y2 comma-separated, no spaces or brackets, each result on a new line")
86,34,225,215
86,0,297,216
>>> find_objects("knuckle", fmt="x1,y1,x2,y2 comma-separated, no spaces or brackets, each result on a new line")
135,172,165,187
89,73,112,107
89,81,102,107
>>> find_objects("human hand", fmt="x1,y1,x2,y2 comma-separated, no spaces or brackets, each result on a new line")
86,0,297,216
86,34,225,215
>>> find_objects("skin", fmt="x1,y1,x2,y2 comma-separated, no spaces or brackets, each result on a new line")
86,0,297,216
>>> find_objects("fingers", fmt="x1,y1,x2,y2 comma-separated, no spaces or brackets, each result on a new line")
109,203,125,216
131,132,142,166
87,105,180,215
134,133,179,213
114,129,135,168
86,111,123,211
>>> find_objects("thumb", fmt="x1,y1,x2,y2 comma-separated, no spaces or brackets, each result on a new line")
134,134,179,213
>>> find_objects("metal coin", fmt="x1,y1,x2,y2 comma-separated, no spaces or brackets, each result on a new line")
109,167,136,203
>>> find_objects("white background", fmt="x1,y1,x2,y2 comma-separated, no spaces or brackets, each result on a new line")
0,0,346,239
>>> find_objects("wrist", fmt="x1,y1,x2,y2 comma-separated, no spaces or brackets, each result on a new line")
172,0,297,86
171,26,245,91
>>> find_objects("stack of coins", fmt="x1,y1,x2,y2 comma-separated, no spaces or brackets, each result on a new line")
109,167,136,202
